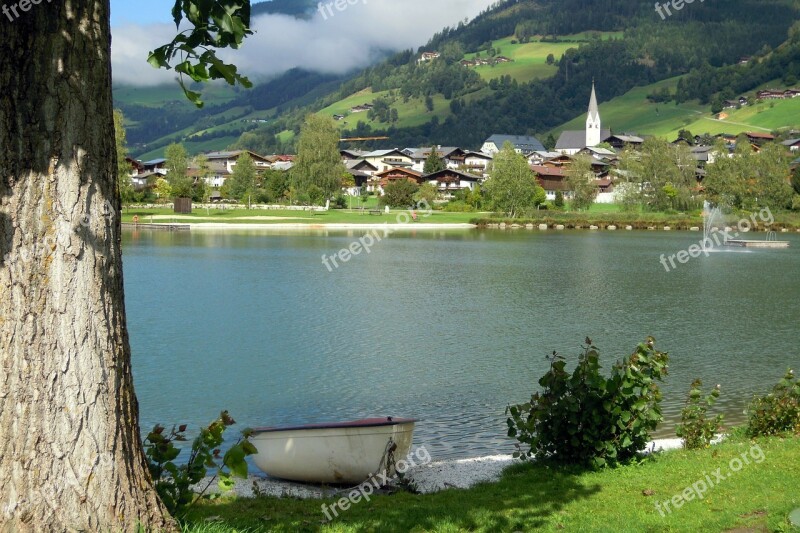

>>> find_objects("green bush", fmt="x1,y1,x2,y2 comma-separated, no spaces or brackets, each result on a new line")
380,179,419,208
676,379,723,449
443,200,475,212
144,411,256,517
746,369,800,437
506,337,669,468
554,190,565,208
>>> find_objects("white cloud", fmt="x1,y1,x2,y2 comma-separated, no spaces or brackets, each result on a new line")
111,0,495,86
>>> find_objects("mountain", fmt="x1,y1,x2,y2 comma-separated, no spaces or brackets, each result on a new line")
117,0,800,158
251,0,316,18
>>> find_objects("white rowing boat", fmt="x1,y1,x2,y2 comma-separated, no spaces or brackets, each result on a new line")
250,417,417,484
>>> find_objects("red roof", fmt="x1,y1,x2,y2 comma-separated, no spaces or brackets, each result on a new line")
531,165,567,178
746,132,775,140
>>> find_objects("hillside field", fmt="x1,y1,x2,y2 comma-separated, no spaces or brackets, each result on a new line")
550,77,800,140
463,32,622,84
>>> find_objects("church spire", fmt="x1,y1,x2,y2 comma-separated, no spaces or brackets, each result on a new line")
586,80,601,147
588,80,600,121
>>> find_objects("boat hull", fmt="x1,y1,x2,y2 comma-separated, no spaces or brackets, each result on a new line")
250,417,416,484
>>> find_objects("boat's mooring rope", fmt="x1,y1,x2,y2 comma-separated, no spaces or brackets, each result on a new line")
331,437,397,495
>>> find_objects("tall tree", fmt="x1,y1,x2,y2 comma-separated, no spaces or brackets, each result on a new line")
484,142,544,217
566,155,598,211
228,152,257,203
751,143,793,209
191,153,211,202
0,2,172,530
165,143,192,199
1,1,253,530
115,110,136,206
423,147,446,174
631,137,696,212
291,114,345,201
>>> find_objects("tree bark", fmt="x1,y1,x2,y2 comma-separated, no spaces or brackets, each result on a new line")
0,2,174,531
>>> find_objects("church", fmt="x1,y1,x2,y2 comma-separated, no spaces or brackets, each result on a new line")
555,82,611,155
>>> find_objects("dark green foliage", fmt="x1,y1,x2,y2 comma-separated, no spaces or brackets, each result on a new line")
792,165,800,195
148,1,254,107
676,379,723,450
144,411,256,518
746,369,800,437
554,190,564,208
423,148,446,174
380,180,420,208
506,337,669,469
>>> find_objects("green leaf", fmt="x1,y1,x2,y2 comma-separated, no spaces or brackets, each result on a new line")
218,473,235,492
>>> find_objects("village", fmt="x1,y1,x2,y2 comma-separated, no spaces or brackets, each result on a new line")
124,82,800,208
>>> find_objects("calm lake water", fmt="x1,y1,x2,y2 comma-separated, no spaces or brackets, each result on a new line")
122,228,800,460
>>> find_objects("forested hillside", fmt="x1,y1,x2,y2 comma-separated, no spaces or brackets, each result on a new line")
117,0,800,157
233,0,799,153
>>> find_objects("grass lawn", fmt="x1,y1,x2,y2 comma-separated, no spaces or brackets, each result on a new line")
121,207,483,225
182,433,800,532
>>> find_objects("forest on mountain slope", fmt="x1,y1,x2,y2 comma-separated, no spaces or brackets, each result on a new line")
117,0,800,156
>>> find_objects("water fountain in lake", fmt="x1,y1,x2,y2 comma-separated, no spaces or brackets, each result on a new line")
702,200,724,252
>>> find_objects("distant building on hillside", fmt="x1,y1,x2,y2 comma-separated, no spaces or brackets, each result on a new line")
417,52,440,64
480,134,546,156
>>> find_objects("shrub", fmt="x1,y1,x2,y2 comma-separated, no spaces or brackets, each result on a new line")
506,337,669,468
554,190,564,208
676,379,723,449
144,411,256,517
380,179,419,208
443,200,475,212
746,369,800,437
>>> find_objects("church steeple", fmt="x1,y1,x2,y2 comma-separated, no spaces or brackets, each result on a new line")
586,81,601,147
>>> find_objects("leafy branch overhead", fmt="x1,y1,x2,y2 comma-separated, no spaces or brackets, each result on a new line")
148,0,254,107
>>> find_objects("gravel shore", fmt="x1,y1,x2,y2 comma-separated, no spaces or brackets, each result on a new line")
196,438,685,500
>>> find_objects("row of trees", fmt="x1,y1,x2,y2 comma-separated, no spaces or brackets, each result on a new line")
704,142,795,211
478,137,797,218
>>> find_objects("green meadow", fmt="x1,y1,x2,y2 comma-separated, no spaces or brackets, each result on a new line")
551,76,800,139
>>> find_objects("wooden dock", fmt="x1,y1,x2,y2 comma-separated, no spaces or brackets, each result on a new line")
725,239,789,248
122,223,190,231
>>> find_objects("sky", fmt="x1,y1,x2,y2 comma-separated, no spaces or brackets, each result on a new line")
109,0,497,86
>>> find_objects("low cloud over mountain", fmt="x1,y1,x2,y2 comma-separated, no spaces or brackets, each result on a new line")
111,0,494,86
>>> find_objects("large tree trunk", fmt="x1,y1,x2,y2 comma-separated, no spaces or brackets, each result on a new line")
0,2,173,531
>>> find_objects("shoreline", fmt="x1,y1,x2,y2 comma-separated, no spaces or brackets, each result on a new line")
200,438,685,500
189,222,477,230
122,221,800,233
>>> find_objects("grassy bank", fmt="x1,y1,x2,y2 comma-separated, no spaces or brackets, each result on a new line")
182,433,800,532
118,206,800,230
120,207,483,226
471,210,800,231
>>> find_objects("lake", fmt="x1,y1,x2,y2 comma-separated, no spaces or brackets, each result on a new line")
122,228,800,460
